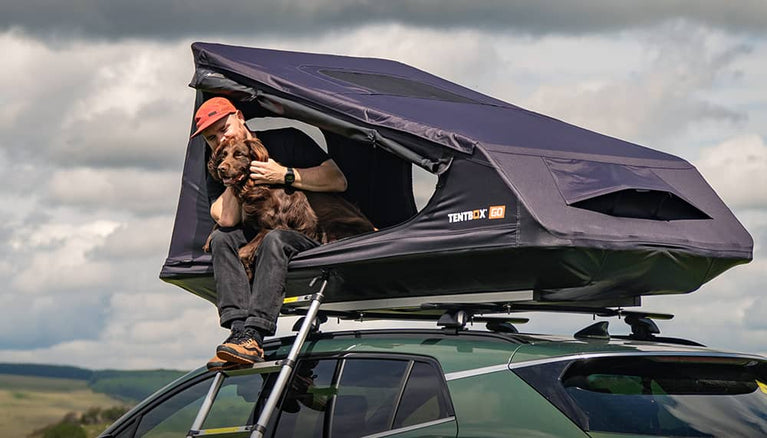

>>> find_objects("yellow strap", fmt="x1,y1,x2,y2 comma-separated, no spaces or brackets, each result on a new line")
199,426,246,434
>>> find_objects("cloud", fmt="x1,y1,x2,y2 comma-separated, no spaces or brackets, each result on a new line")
53,102,190,170
0,291,221,370
524,21,749,148
0,290,109,350
90,216,175,261
8,220,120,294
45,167,181,215
3,1,767,42
0,32,192,170
743,297,767,330
695,135,767,209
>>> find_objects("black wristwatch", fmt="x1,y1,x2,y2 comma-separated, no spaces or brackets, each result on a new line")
284,167,295,186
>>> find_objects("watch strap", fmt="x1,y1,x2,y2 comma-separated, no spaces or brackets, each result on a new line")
284,167,295,186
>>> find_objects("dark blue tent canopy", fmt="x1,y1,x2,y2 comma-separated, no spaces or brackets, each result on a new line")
161,42,752,310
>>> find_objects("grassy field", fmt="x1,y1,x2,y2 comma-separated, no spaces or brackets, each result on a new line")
0,374,130,437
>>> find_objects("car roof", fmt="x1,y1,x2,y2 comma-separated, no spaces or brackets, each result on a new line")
257,327,763,376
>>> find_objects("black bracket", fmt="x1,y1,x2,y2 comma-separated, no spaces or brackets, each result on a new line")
485,320,519,334
437,309,471,330
624,314,660,340
291,312,329,333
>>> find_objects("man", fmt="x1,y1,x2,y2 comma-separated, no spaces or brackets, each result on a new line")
191,97,347,370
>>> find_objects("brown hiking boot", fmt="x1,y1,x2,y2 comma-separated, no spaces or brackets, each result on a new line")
216,328,265,364
206,352,243,372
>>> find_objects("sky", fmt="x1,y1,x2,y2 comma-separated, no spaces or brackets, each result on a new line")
1,1,766,371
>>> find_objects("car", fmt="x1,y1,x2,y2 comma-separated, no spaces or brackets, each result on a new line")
99,307,767,438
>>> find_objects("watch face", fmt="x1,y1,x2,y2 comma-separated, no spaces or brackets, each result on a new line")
285,168,295,184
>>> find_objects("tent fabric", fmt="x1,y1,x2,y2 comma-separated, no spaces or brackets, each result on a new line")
161,42,752,308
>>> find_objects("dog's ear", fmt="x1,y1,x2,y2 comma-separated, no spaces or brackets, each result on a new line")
246,137,269,162
206,142,226,182
207,154,219,182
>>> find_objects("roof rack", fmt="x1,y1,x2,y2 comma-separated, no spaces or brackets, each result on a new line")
282,301,676,334
281,289,641,314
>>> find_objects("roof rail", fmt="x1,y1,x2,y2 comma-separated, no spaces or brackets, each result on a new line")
282,300,697,344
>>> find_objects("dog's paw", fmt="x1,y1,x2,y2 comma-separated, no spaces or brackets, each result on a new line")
202,235,213,253
241,261,254,282
238,246,257,281
238,246,251,262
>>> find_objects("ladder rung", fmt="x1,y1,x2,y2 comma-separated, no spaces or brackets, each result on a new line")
223,360,288,376
282,294,315,306
188,425,253,437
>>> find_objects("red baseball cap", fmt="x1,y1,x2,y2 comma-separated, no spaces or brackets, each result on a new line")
191,97,238,138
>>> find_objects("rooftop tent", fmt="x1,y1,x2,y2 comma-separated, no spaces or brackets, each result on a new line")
160,42,752,310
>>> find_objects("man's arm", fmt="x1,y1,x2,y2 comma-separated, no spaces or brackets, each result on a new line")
249,158,348,192
210,186,243,227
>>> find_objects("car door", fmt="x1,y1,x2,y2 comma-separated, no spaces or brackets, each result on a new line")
271,354,457,438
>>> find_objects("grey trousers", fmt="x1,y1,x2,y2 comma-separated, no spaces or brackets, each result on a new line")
209,227,320,335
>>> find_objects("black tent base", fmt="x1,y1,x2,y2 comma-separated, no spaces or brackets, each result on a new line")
161,272,641,315
160,245,743,313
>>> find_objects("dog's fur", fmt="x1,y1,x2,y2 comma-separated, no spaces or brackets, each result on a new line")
206,136,375,277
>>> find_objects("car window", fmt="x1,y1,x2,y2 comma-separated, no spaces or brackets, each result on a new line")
331,359,410,437
201,372,269,430
392,361,452,429
515,355,767,437
272,359,338,438
134,377,213,438
272,356,452,437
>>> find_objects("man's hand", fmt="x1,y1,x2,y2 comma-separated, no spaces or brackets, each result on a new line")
211,186,243,227
248,158,347,192
249,159,286,185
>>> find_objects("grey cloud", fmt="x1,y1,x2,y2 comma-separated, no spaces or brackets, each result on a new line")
88,216,175,261
0,290,108,350
45,168,181,216
743,297,767,330
53,102,190,170
696,136,767,210
98,254,175,295
1,35,191,172
524,22,750,150
0,294,221,370
3,1,767,42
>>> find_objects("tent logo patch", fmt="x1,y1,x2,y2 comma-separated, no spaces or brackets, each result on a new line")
447,205,506,223
489,205,506,219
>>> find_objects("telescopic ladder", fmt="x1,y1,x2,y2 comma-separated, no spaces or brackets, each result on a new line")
185,271,329,438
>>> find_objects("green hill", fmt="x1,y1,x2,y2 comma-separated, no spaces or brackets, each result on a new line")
0,363,189,437
0,363,93,381
0,363,187,402
0,374,125,438
89,369,187,401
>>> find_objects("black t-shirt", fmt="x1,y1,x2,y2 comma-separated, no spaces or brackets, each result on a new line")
206,127,330,205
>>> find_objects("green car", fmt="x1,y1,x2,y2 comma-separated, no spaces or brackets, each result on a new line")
100,310,767,438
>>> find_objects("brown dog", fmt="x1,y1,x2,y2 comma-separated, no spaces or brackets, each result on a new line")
207,136,375,277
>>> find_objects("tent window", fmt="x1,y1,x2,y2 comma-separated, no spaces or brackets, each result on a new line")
317,69,480,104
572,189,709,221
545,157,710,221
